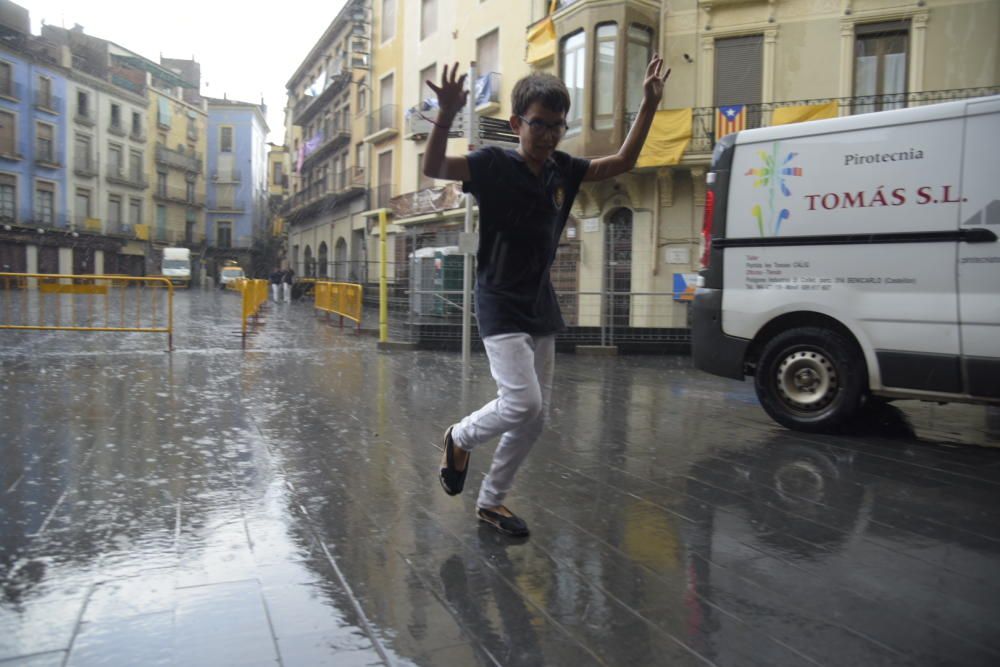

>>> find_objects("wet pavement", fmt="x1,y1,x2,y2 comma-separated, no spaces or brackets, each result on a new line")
2,287,1000,666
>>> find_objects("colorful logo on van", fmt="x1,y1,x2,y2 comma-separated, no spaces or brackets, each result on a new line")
745,144,803,236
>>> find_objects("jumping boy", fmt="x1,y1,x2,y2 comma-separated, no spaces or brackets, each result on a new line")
424,57,670,537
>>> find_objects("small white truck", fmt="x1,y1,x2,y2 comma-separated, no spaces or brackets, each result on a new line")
692,95,1000,432
161,247,192,287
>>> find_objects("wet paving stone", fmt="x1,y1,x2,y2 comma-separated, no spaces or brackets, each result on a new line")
2,288,999,666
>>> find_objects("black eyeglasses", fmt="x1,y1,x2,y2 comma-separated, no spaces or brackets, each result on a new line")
517,116,569,137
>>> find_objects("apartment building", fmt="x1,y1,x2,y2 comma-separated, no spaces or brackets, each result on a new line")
284,0,372,282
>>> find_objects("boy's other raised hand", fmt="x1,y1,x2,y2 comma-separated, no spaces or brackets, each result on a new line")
643,54,671,106
427,62,468,120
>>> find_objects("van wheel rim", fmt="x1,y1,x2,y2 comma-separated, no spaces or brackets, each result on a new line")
776,350,837,410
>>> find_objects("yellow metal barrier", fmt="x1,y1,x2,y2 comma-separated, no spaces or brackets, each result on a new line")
226,278,269,342
0,272,174,350
313,281,363,332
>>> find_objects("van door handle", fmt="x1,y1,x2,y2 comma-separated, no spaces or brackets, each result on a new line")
962,228,997,243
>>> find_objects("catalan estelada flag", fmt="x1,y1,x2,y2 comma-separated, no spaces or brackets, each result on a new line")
716,104,746,138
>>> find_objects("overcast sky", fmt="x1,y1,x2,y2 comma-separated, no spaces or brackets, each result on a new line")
25,0,346,144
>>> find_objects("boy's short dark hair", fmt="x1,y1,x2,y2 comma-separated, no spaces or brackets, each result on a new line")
511,73,571,117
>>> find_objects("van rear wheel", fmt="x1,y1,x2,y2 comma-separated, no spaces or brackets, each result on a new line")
754,327,866,432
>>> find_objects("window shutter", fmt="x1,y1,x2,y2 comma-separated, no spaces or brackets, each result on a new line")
713,35,763,107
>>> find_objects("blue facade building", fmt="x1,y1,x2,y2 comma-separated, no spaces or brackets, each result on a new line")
205,98,268,277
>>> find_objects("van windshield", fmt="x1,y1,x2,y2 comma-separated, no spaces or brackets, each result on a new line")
163,260,189,270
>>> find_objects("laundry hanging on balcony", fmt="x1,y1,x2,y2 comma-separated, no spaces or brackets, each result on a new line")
635,108,692,168
771,100,839,126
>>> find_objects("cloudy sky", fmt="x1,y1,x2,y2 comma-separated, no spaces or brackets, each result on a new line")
25,0,347,143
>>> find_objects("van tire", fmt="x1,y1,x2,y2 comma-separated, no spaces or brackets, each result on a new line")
754,327,866,432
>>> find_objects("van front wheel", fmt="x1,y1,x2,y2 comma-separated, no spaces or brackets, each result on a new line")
754,327,865,432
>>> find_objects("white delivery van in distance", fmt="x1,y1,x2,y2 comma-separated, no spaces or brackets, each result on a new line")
161,247,191,287
692,96,999,432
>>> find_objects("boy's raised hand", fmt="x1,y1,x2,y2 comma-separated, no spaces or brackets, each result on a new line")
427,62,468,120
643,54,671,106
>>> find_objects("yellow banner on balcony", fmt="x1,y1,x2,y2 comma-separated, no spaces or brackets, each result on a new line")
526,18,556,64
635,109,692,169
134,224,149,241
771,100,839,126
84,217,102,231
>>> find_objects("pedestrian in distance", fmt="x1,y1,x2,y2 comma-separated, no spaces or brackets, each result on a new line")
269,267,282,303
425,57,671,537
282,266,295,303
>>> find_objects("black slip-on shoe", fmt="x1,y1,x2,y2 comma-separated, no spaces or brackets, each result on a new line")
477,506,530,537
439,425,468,496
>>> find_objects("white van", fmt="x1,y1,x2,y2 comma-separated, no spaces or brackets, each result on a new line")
692,96,999,431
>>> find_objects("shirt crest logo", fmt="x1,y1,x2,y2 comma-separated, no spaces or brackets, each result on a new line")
553,186,566,209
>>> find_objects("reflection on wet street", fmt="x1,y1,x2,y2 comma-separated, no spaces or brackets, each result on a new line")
2,288,999,666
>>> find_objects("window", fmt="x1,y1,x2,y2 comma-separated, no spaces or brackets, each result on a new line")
37,76,52,109
75,188,91,222
129,150,143,181
132,111,142,136
477,29,499,77
217,221,232,247
593,23,617,130
129,198,142,226
357,77,367,111
108,144,123,175
417,152,433,190
0,110,15,155
74,134,92,170
854,22,909,113
626,25,653,114
714,35,763,129
0,174,15,221
186,181,195,203
77,90,89,118
157,172,167,196
35,181,54,225
110,103,121,129
272,161,283,186
108,195,122,228
36,123,54,163
560,31,586,129
156,206,167,239
379,74,394,110
355,142,365,174
381,0,396,42
0,62,12,98
419,64,437,104
377,150,392,208
420,0,437,40
220,126,233,153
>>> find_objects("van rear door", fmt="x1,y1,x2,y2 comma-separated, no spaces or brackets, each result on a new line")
957,97,1000,398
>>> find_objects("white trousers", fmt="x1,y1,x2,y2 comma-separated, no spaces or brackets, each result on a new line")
271,284,281,302
452,332,555,509
283,283,291,302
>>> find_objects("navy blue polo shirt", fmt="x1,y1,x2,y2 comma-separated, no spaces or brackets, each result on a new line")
463,146,590,337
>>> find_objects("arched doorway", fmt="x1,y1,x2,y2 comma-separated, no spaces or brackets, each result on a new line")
317,242,328,278
334,238,348,282
605,207,633,332
304,245,313,278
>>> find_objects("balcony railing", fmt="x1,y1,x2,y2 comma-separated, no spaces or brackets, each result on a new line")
108,121,127,137
627,87,1000,156
365,104,398,139
34,140,59,167
155,143,203,173
106,164,149,189
33,92,61,113
0,82,21,100
153,185,205,207
390,182,464,219
211,169,241,183
301,125,352,166
74,110,96,127
73,153,97,177
130,127,147,143
287,167,367,213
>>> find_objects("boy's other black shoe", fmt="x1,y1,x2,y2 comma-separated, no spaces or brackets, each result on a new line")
439,426,468,496
477,506,530,537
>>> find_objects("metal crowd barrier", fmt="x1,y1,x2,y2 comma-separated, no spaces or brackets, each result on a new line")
0,272,174,350
227,278,269,342
314,281,363,332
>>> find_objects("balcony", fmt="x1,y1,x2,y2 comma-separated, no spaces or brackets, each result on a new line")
301,124,352,168
209,197,246,213
74,110,96,127
364,105,398,143
73,153,98,178
153,185,206,207
108,121,127,137
405,107,465,141
0,82,21,101
34,140,60,168
285,167,366,217
155,143,203,173
625,86,1000,158
70,215,104,233
0,140,24,161
389,182,464,219
33,92,61,114
130,127,147,143
106,164,149,190
211,169,241,183
371,183,396,210
291,69,352,126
